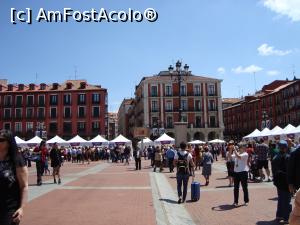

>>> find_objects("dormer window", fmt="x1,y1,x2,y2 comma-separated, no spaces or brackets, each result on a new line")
52,83,59,90
40,83,46,90
18,84,24,91
80,82,86,89
29,83,35,90
66,82,73,89
7,84,13,91
0,85,3,92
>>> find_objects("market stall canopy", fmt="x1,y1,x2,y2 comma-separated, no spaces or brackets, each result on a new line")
26,136,43,145
270,126,283,136
282,124,296,135
154,133,175,145
256,128,272,137
67,135,90,146
243,129,261,139
15,136,27,146
138,137,153,144
110,135,132,144
89,135,109,145
188,140,205,145
208,139,225,144
47,135,68,145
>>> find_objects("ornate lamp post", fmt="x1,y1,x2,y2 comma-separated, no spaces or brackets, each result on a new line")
168,60,190,122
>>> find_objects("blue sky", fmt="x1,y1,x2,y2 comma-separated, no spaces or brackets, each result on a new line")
1,0,300,111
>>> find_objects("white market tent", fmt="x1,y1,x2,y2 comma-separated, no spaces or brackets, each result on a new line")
26,136,43,145
89,135,109,146
282,124,296,135
270,126,283,136
208,139,225,144
243,129,261,140
47,135,68,146
110,134,132,144
188,140,206,145
15,136,27,147
67,135,90,146
138,137,153,145
154,133,175,145
256,128,272,138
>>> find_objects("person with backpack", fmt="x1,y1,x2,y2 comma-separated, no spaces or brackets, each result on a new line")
174,142,195,204
166,147,175,173
202,146,214,186
272,140,292,223
50,143,62,184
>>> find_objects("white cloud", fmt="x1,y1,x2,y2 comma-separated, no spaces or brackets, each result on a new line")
267,70,280,76
262,0,300,22
217,67,226,74
257,43,292,56
232,65,263,74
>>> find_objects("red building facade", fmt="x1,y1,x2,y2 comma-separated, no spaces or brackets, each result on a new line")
223,79,300,140
0,79,108,140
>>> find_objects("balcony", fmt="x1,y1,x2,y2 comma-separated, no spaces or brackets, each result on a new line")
38,102,45,107
15,115,23,120
208,92,216,97
4,102,12,107
208,124,218,128
208,107,218,112
151,108,159,113
165,124,174,129
37,115,45,120
165,93,173,97
150,93,158,97
165,108,173,112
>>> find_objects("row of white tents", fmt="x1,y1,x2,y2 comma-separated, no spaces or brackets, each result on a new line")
243,124,300,141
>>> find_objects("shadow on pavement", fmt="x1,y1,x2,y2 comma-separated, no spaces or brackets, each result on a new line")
159,198,178,204
256,219,279,225
215,185,232,189
28,182,54,187
268,197,278,201
211,204,242,211
216,177,228,180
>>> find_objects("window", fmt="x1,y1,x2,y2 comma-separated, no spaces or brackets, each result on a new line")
181,115,187,122
4,96,12,106
64,107,71,118
92,122,100,131
15,122,22,133
196,116,202,127
15,108,22,119
210,116,216,127
180,85,186,96
63,122,72,133
92,93,100,103
77,122,86,132
78,94,86,104
38,95,45,106
208,84,215,96
209,100,216,111
165,85,172,96
93,107,100,118
26,95,34,106
26,108,34,119
194,85,201,96
181,99,187,111
151,101,159,112
63,94,71,105
166,116,173,128
152,117,158,127
4,109,11,119
165,101,173,111
37,108,45,119
15,96,23,107
4,123,11,130
50,108,57,118
26,122,33,132
78,107,85,118
50,95,58,105
151,86,158,97
195,100,202,111
49,123,57,133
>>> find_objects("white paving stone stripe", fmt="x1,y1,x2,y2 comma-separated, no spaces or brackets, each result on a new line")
150,172,197,225
60,186,151,190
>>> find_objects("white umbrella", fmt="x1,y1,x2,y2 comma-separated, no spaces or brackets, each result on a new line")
110,134,132,144
67,135,90,146
26,136,43,145
15,136,27,147
89,135,109,146
209,139,225,144
47,135,68,146
154,133,175,145
188,140,205,145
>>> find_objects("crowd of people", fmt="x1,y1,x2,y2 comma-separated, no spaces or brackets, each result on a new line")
1,127,300,225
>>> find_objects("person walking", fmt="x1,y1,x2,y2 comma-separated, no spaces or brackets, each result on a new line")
174,142,194,204
202,146,214,186
194,145,202,171
50,143,62,184
272,140,292,223
166,147,175,172
288,145,300,195
124,146,130,165
232,142,249,207
255,139,271,182
226,141,235,187
0,129,28,225
154,147,163,172
33,141,47,186
133,147,142,170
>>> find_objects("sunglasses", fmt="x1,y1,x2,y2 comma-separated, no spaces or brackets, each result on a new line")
0,138,7,143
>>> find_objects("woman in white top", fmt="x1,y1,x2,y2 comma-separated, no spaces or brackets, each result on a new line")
232,142,249,207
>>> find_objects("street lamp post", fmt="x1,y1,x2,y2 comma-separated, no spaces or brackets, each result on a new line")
168,60,190,122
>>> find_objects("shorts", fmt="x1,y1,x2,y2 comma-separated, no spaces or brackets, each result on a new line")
257,160,269,170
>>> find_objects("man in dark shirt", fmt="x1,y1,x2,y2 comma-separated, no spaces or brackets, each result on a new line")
288,145,300,194
255,139,271,182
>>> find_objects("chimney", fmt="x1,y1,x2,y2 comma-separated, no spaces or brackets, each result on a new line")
80,81,86,89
